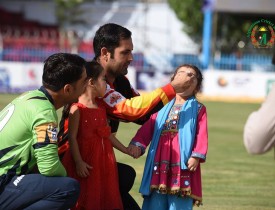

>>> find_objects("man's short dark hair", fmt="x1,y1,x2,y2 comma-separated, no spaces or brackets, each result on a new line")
93,23,132,59
42,53,86,91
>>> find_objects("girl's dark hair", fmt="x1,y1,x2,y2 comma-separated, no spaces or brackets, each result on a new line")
58,61,104,143
85,60,104,81
171,64,203,93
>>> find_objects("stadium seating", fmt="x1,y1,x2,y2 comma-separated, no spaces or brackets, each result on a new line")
0,7,274,72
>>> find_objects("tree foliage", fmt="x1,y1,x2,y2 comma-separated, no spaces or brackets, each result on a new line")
168,0,275,54
168,0,203,43
54,0,87,29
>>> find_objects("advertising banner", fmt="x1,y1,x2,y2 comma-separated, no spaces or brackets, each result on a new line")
203,70,275,99
0,62,43,93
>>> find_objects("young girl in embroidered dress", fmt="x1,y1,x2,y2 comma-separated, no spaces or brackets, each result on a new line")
129,64,208,210
61,61,131,210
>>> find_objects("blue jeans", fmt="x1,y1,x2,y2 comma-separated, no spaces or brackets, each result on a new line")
142,191,193,210
0,174,80,210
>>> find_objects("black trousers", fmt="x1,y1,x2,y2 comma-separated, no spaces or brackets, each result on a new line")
0,174,79,210
117,162,141,210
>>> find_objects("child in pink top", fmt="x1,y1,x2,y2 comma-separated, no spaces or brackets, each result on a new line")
129,64,208,210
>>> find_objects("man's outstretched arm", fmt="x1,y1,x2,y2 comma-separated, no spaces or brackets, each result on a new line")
100,73,192,122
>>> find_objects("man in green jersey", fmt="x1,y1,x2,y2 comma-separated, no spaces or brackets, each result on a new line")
0,53,87,209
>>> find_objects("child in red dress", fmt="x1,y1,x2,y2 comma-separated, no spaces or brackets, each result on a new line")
62,61,131,210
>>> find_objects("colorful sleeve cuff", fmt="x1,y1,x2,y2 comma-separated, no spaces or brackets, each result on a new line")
129,141,146,155
191,152,206,160
161,84,176,102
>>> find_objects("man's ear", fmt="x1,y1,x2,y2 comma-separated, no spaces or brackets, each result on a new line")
101,47,108,56
63,84,72,95
101,47,109,61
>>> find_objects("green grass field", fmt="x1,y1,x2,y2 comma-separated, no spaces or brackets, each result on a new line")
1,94,275,209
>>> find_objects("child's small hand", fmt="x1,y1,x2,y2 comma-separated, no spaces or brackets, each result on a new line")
75,160,93,178
187,157,199,172
128,145,141,159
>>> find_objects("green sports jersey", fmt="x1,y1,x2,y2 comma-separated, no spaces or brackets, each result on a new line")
0,87,66,181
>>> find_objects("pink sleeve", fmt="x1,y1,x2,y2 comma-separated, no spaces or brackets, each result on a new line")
130,112,157,152
192,105,208,162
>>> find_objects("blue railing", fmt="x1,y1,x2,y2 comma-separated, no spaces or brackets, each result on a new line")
0,48,274,72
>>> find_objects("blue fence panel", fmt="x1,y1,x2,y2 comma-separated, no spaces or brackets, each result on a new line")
1,48,274,72
214,54,275,72
171,54,203,69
